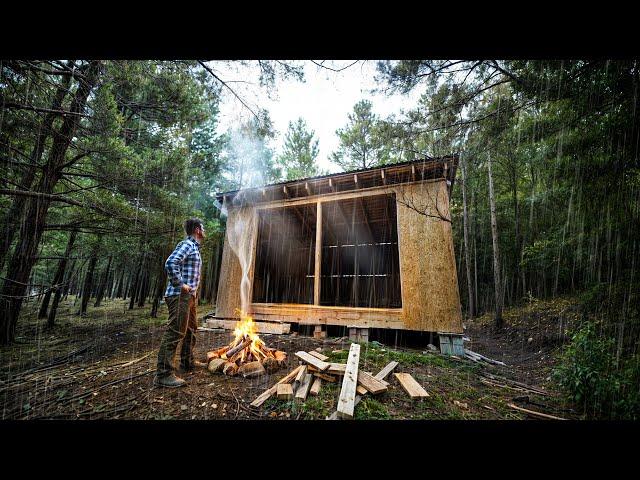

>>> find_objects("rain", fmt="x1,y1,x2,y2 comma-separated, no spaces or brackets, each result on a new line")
0,59,638,422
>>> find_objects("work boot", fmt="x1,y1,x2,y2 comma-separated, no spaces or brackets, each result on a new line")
154,373,187,388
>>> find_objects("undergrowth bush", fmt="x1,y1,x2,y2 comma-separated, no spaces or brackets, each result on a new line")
554,321,640,419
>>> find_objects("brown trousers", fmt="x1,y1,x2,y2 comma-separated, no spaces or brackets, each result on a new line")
157,292,197,377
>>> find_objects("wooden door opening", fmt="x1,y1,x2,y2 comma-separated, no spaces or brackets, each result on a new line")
252,203,317,304
320,193,402,308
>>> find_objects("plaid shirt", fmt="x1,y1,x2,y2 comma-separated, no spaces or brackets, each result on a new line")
164,236,202,297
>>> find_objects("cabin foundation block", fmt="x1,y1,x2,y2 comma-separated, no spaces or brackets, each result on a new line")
438,332,464,356
348,327,369,343
313,325,327,339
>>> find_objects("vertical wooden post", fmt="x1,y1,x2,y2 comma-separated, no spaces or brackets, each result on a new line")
314,201,322,305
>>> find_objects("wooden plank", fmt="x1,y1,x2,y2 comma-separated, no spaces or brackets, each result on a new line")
507,403,566,420
314,201,322,305
308,350,329,362
295,373,313,401
394,373,430,399
295,351,330,371
357,371,388,395
327,362,392,420
337,343,360,419
309,377,322,396
313,372,336,383
205,318,291,334
250,365,302,408
374,361,398,381
364,371,389,386
327,363,346,375
277,383,294,400
293,365,307,390
356,385,367,395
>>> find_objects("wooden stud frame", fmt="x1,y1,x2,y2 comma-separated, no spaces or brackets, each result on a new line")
215,174,463,333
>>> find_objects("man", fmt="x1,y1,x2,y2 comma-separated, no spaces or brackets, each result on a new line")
155,218,208,388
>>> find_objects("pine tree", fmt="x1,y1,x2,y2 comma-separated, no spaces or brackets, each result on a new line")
278,118,320,180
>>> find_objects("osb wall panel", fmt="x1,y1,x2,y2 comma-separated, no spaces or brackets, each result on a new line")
215,180,463,333
395,181,463,333
214,206,256,319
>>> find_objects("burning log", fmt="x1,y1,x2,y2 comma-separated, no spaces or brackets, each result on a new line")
207,311,287,376
207,346,230,362
224,337,252,360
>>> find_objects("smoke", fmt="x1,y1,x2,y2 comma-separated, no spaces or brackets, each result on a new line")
223,193,256,315
219,122,274,315
224,121,274,191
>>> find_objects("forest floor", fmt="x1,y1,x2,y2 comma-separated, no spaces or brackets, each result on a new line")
0,295,581,420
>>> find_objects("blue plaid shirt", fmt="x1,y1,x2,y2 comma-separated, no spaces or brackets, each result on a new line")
164,236,202,297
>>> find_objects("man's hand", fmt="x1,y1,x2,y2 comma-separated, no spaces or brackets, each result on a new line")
181,284,192,295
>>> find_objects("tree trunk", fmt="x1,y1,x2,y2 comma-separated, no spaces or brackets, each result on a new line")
46,231,78,327
115,266,125,298
63,259,76,300
488,153,503,329
0,61,101,345
461,154,475,318
38,230,77,319
510,158,523,300
137,261,149,307
79,253,98,316
94,255,112,307
128,252,145,310
150,252,167,318
0,72,72,272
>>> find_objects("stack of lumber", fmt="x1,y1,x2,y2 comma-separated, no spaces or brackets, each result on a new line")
250,343,431,419
250,345,392,411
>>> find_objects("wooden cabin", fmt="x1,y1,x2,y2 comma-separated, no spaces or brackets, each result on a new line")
213,155,463,337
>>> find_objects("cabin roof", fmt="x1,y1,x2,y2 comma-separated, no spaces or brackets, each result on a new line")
215,154,459,205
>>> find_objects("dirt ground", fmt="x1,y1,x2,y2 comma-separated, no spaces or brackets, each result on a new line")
0,296,580,420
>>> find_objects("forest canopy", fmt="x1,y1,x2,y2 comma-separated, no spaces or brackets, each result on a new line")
1,59,638,418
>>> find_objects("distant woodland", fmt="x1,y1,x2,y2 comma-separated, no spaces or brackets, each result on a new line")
1,60,638,418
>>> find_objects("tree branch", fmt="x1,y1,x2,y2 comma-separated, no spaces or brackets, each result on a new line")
197,60,260,121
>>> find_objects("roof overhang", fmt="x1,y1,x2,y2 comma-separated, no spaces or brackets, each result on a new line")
215,154,459,207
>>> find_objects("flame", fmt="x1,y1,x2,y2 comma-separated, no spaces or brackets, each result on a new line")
225,309,270,360
212,308,284,370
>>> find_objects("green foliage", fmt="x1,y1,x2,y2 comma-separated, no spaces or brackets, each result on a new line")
278,118,320,180
354,398,391,420
331,100,389,171
554,321,640,419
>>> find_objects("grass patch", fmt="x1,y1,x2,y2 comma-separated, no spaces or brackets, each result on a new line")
355,397,391,420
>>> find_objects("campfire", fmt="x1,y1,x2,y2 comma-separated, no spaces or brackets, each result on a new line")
206,310,287,378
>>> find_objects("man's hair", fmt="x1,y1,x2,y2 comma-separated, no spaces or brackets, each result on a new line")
184,218,203,236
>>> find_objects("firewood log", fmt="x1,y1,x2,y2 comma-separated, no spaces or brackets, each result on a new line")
223,362,238,376
225,337,251,359
262,357,280,373
238,361,266,378
208,358,226,373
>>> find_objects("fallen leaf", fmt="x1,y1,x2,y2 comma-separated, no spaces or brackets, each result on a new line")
180,405,187,411
211,403,217,409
